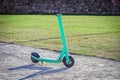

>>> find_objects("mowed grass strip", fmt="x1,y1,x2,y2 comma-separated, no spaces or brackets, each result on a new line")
0,15,120,60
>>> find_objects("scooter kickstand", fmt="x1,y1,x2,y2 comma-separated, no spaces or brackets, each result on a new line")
41,61,43,64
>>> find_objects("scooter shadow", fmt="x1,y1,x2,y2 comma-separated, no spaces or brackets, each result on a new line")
8,64,69,80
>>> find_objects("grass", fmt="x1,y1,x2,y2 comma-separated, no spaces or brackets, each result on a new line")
0,15,120,60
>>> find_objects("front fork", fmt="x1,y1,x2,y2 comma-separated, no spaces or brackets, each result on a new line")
58,47,70,62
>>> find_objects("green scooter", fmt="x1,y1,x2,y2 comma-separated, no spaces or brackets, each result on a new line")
31,14,74,68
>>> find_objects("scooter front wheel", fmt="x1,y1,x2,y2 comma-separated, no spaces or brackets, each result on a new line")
31,52,40,63
62,56,74,68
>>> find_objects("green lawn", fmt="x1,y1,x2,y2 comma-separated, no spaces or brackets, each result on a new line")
0,15,120,60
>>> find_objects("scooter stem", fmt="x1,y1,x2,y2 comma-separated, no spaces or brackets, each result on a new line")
57,14,70,62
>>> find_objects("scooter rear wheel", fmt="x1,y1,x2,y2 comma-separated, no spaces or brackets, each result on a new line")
62,56,74,68
31,52,40,63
